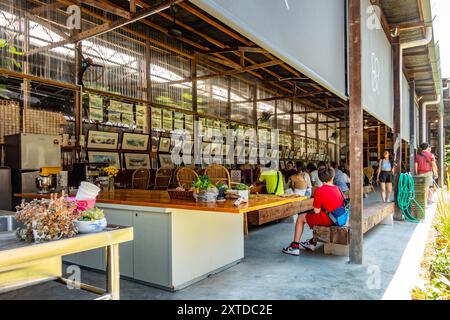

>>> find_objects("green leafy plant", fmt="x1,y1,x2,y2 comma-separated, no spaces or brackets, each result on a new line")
79,208,105,221
216,181,228,191
193,175,215,191
235,183,249,191
0,38,24,70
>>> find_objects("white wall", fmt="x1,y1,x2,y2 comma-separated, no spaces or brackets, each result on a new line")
361,0,394,128
191,0,347,99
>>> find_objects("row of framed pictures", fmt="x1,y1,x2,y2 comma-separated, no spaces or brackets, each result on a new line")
87,130,149,151
87,151,152,170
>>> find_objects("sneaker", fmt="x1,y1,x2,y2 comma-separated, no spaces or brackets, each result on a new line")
300,239,317,252
282,243,300,256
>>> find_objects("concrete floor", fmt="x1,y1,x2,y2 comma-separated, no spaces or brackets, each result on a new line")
1,195,425,300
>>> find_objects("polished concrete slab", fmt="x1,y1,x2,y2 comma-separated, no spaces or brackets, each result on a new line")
0,207,423,300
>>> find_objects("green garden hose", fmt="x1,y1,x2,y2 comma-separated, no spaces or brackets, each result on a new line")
397,173,425,223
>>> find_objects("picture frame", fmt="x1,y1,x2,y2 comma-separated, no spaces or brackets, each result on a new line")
284,148,290,159
87,151,121,169
123,153,151,170
289,150,295,159
158,137,171,153
295,151,302,159
121,132,149,151
87,130,119,149
159,154,174,169
279,160,286,170
211,143,222,156
182,140,193,155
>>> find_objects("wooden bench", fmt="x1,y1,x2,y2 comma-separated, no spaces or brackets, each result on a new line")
313,202,395,256
247,198,314,226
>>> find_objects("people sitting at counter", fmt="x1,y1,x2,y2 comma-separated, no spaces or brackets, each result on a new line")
258,163,284,196
282,166,344,256
286,161,312,198
309,161,327,188
330,162,349,194
282,161,296,184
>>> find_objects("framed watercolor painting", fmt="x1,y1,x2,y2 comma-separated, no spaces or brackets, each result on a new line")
87,151,121,169
158,137,172,153
87,130,119,149
123,153,150,170
121,132,149,151
159,154,174,169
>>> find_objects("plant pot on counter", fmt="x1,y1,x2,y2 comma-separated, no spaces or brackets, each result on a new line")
75,218,107,234
194,187,219,203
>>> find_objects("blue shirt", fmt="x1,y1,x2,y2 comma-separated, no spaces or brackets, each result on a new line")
334,169,349,193
381,159,392,171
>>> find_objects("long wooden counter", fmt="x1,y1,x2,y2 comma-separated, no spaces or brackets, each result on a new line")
16,190,307,214
15,190,307,291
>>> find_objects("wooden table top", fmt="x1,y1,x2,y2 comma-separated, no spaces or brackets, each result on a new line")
0,226,133,268
16,190,307,214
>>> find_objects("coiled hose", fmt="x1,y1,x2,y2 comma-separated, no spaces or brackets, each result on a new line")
397,173,425,223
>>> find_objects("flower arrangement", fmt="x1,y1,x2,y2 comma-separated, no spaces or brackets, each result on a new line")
15,192,80,242
103,166,119,178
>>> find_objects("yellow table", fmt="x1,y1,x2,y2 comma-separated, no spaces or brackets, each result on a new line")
0,226,133,300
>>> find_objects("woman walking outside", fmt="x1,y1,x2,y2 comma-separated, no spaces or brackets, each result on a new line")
376,150,395,202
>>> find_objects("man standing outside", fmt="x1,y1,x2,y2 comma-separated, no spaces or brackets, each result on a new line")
415,142,439,205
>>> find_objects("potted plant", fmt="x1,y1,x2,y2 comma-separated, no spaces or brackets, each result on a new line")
236,183,250,202
15,193,80,242
103,166,119,193
193,175,218,203
74,208,107,234
216,182,228,202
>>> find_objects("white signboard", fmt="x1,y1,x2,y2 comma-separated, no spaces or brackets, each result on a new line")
192,0,347,99
361,0,394,128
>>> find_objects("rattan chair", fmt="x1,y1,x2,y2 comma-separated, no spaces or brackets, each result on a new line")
169,167,181,189
177,167,199,189
151,168,172,190
131,168,151,190
205,164,231,188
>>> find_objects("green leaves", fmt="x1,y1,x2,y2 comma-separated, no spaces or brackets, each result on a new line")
9,46,24,56
0,39,7,48
193,175,215,191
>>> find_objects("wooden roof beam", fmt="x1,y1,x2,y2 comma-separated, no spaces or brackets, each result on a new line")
27,0,184,56
81,0,132,19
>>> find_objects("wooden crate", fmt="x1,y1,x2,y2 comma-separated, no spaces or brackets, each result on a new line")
412,176,427,219
313,226,350,245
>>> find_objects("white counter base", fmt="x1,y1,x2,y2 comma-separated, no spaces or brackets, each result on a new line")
64,203,244,291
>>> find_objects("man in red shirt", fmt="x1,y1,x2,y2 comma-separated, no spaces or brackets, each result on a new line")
415,142,439,205
282,166,344,256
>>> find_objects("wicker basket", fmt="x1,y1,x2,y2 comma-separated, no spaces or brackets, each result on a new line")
167,189,195,201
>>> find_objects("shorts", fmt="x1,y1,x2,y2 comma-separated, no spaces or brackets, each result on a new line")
417,171,433,187
379,171,394,183
304,212,332,229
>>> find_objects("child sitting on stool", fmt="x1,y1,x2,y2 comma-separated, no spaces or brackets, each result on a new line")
282,166,344,256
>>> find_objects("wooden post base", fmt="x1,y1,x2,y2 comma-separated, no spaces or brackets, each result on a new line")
324,244,349,256
381,214,394,226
